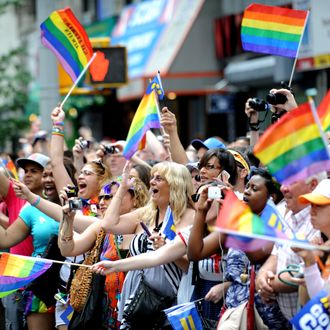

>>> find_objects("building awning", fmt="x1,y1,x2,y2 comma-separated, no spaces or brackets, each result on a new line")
111,0,223,101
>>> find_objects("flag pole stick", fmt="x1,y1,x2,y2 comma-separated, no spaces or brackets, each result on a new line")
156,71,172,162
0,252,93,268
308,96,330,158
288,11,310,87
60,52,97,108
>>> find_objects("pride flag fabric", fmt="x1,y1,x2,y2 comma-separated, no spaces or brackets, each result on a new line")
241,4,308,58
0,253,52,297
216,190,284,251
1,157,18,180
254,102,330,185
318,89,330,132
164,302,203,330
122,76,162,159
40,7,94,82
160,206,176,240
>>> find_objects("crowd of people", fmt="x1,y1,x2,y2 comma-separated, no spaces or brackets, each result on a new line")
0,87,329,330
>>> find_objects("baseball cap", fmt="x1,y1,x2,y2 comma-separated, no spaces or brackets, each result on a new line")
298,179,330,205
186,162,199,172
16,153,50,170
191,137,225,151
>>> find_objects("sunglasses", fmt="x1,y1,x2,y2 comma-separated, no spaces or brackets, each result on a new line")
191,193,200,203
98,194,113,201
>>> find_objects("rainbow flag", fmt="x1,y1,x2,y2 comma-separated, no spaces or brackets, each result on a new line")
1,157,18,180
254,102,330,185
123,76,162,160
216,190,282,251
0,253,52,298
160,206,176,240
318,89,330,132
40,7,94,82
241,4,308,58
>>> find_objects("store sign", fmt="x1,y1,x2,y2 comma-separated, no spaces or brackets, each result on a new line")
111,0,173,79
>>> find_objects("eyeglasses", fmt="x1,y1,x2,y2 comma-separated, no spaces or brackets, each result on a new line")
199,163,221,171
150,175,165,182
80,169,97,176
98,194,113,201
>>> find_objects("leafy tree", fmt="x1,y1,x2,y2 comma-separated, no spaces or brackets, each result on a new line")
0,46,31,151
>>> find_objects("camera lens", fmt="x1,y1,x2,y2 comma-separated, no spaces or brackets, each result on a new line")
248,98,270,112
266,93,287,105
104,145,119,154
80,140,90,149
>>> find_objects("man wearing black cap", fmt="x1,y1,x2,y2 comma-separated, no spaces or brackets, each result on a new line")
0,153,49,330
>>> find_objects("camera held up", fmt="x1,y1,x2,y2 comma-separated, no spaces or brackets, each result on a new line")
104,145,120,154
79,139,91,150
248,98,270,112
266,81,293,105
66,186,82,211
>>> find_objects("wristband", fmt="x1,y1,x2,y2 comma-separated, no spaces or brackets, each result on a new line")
31,195,41,207
52,126,64,137
53,122,64,126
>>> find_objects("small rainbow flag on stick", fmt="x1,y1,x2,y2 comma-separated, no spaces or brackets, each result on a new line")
160,206,176,240
123,75,163,159
1,157,18,180
40,7,94,82
241,4,309,58
0,253,52,298
254,102,330,185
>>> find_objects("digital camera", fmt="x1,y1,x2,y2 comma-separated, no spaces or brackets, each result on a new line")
104,145,119,154
208,186,222,199
248,98,270,112
79,139,91,150
69,199,83,211
266,81,293,105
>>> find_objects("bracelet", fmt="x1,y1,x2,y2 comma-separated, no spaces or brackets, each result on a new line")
52,126,64,137
31,195,41,207
53,122,64,126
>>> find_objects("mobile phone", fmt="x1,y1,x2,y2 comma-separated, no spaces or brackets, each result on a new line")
220,170,230,182
140,222,151,236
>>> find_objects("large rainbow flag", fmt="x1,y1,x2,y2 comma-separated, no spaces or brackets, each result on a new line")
254,102,330,185
122,75,163,159
216,190,283,251
241,4,308,58
40,7,94,82
0,253,52,297
318,89,330,133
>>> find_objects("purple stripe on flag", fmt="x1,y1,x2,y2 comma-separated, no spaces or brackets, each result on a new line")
242,42,297,57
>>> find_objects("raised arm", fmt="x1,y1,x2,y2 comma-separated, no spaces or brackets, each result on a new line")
160,107,189,165
0,171,10,198
92,235,187,274
50,106,74,192
101,163,141,235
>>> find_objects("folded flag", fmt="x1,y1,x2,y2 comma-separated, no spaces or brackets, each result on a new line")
241,3,308,58
0,253,52,298
160,206,176,240
215,190,286,251
40,7,106,82
318,89,330,133
122,75,162,159
164,302,203,330
254,102,330,185
60,304,74,325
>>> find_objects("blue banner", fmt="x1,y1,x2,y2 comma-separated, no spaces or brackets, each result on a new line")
291,290,330,330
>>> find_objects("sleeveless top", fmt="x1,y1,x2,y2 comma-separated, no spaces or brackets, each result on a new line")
129,232,182,292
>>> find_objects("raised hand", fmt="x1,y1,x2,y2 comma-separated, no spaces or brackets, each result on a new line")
51,105,65,123
12,179,33,201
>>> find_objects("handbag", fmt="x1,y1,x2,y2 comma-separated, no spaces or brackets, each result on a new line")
217,265,268,330
69,229,106,312
68,273,105,330
123,271,175,329
25,234,65,308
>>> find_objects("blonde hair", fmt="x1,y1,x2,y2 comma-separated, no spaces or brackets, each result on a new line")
130,177,150,208
140,161,194,227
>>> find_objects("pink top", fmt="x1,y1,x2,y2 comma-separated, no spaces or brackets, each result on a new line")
304,263,325,298
4,181,33,256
